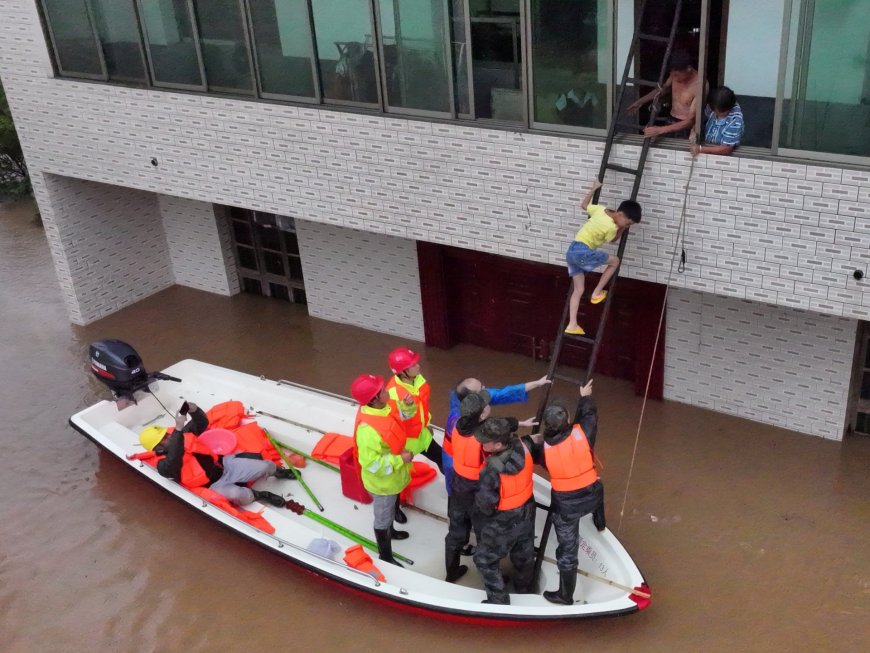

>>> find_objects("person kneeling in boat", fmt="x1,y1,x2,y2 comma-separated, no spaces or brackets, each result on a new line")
138,402,297,507
533,380,605,605
473,417,537,604
351,373,414,567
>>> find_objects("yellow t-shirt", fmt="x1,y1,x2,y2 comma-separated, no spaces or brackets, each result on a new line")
575,204,617,249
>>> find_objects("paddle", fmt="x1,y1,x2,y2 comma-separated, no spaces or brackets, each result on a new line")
285,500,414,565
540,555,651,599
264,430,325,512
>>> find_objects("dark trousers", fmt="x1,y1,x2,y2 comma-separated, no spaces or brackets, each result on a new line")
552,484,605,572
445,489,480,559
472,501,536,604
421,438,443,472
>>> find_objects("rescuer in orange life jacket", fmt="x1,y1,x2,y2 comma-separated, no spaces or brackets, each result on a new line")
531,380,605,605
472,416,538,604
139,401,299,507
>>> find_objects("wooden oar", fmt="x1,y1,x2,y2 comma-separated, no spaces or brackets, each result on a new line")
541,555,651,598
264,430,324,512
286,500,414,565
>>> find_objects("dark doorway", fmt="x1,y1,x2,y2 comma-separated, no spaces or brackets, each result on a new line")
418,243,666,398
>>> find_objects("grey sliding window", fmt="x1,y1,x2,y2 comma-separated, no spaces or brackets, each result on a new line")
41,0,105,78
468,0,524,122
89,0,148,82
376,0,452,115
530,0,609,131
137,0,204,88
192,0,255,93
248,0,317,99
310,0,380,105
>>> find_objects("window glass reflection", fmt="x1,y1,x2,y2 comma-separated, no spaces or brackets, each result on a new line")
249,0,316,98
469,0,523,121
193,0,254,92
43,0,103,76
378,0,450,113
89,0,146,82
138,0,203,86
311,0,379,104
531,0,608,129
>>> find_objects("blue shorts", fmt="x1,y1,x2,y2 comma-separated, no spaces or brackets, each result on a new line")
566,241,608,277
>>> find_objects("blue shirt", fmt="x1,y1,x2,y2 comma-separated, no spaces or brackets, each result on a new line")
704,103,744,147
445,383,529,435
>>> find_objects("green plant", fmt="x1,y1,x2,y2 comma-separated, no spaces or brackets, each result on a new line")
0,79,30,198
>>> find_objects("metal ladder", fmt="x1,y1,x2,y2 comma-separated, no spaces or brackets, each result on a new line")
532,0,684,582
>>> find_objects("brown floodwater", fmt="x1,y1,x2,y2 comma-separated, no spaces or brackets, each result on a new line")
0,198,868,652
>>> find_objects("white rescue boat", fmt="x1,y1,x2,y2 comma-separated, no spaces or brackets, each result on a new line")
70,358,650,621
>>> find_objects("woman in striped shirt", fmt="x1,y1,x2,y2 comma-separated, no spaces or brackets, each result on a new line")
690,86,744,157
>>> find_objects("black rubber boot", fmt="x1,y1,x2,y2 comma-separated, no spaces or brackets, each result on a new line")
445,550,468,583
273,467,300,480
394,496,408,524
252,490,286,507
543,570,577,605
460,544,475,556
390,526,409,540
374,528,403,567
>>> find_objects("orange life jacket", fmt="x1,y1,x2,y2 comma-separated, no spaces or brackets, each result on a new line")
451,426,485,481
343,544,386,582
498,446,534,511
205,400,249,430
354,408,407,455
385,376,431,439
179,432,220,489
543,424,598,492
190,486,275,534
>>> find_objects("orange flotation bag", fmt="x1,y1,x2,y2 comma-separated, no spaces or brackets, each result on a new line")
232,421,286,464
400,461,437,503
312,433,354,465
206,400,249,430
343,544,385,581
190,486,275,534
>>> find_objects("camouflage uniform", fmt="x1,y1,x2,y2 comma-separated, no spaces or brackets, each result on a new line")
472,432,536,604
529,395,605,573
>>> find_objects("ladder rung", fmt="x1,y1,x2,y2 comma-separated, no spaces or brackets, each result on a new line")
605,162,640,176
561,331,596,345
626,77,660,88
637,32,670,43
553,372,588,385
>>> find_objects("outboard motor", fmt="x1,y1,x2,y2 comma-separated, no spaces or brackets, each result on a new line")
89,339,180,404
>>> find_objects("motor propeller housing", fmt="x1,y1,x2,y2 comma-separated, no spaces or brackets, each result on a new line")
89,339,179,403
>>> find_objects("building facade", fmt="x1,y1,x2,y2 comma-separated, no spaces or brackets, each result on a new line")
1,0,869,440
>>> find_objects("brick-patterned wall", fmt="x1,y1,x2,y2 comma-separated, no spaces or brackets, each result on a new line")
32,172,173,325
664,287,857,440
295,220,425,341
159,196,240,296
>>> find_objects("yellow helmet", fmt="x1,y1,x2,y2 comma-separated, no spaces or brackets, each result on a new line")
139,426,168,451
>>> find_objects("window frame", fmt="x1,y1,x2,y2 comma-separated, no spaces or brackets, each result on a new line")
192,0,258,96
39,0,110,81
244,0,322,104
136,0,208,92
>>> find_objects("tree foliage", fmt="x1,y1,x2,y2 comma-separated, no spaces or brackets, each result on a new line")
0,79,30,197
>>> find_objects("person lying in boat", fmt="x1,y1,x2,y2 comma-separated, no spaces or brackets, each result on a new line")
445,391,537,584
443,374,551,494
351,373,414,568
473,417,537,604
531,380,605,605
137,401,297,507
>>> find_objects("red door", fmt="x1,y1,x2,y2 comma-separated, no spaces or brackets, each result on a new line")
418,243,665,398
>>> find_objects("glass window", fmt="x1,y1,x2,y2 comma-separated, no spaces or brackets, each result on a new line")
89,0,147,82
468,0,523,121
780,0,870,158
530,0,609,130
310,0,379,104
450,0,471,115
192,0,254,93
248,0,317,98
138,0,203,87
42,0,104,77
378,0,451,114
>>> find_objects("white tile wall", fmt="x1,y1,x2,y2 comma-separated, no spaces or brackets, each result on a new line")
296,220,424,341
665,288,857,440
159,196,239,296
32,172,173,325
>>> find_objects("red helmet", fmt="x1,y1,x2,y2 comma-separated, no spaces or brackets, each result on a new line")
350,374,385,405
388,347,420,374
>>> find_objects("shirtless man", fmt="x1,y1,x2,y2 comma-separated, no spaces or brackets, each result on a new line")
626,50,701,139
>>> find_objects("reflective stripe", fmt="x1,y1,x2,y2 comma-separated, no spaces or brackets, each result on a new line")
386,375,431,439
543,424,598,492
